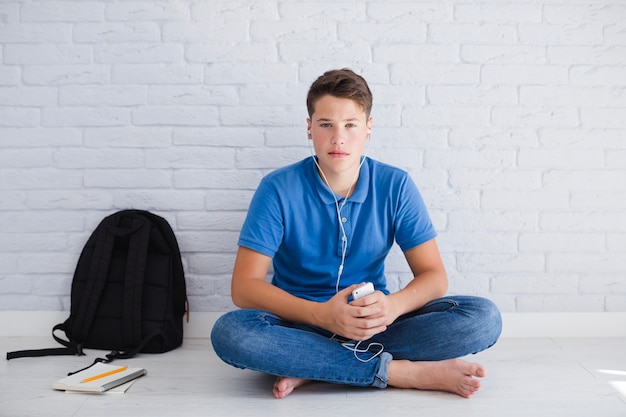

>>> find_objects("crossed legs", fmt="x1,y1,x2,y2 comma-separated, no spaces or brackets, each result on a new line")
212,296,502,399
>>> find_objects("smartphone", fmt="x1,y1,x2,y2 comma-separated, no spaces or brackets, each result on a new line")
352,282,375,300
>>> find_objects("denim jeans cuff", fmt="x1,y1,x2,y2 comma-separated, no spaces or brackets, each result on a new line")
371,351,393,388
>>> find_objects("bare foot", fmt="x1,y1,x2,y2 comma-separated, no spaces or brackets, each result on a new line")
388,358,486,398
272,376,311,399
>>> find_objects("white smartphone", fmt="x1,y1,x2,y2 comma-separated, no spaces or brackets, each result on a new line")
352,282,375,300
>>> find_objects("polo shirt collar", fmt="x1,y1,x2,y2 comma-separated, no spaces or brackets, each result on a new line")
310,156,370,205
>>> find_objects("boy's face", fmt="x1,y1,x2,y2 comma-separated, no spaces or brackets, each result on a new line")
307,94,373,179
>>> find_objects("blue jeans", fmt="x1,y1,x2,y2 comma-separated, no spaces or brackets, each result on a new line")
210,295,502,388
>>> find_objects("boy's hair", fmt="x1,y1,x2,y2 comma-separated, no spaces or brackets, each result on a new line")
306,69,373,118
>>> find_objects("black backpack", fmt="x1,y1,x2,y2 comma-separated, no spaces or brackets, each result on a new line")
7,210,188,363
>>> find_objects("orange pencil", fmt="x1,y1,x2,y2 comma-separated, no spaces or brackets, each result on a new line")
81,366,127,383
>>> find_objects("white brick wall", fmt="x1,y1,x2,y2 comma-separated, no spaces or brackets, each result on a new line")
1,0,625,314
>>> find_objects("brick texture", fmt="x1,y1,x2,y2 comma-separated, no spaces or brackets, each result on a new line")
1,0,625,313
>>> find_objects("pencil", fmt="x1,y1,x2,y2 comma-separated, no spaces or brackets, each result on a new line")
81,366,127,383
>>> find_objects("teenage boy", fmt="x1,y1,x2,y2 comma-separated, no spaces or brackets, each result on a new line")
211,69,502,399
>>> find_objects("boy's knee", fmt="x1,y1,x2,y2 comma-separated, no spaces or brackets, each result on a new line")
210,311,239,357
480,298,502,346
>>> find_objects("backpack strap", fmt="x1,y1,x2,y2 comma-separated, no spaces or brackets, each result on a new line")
6,323,85,360
109,327,165,361
121,214,151,349
62,326,164,376
6,325,163,361
72,220,117,343
6,347,77,360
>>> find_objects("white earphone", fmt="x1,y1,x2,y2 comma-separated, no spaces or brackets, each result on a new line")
307,128,382,363
307,129,371,292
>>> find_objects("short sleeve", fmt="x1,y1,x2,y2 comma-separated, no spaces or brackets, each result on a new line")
393,175,437,252
237,178,284,258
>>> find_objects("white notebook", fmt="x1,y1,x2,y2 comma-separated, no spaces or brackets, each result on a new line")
53,362,147,393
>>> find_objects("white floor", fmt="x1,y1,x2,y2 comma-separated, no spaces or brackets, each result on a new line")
1,337,625,417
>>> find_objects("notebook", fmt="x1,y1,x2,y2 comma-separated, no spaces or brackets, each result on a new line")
53,362,147,393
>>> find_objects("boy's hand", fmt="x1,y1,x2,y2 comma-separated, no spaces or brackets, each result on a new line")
317,285,389,341
350,287,401,327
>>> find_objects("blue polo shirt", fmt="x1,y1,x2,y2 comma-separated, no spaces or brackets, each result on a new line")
238,157,437,302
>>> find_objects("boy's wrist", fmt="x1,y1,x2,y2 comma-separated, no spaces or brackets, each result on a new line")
308,300,325,329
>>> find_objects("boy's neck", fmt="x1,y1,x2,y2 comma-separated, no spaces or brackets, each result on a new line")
316,166,361,199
